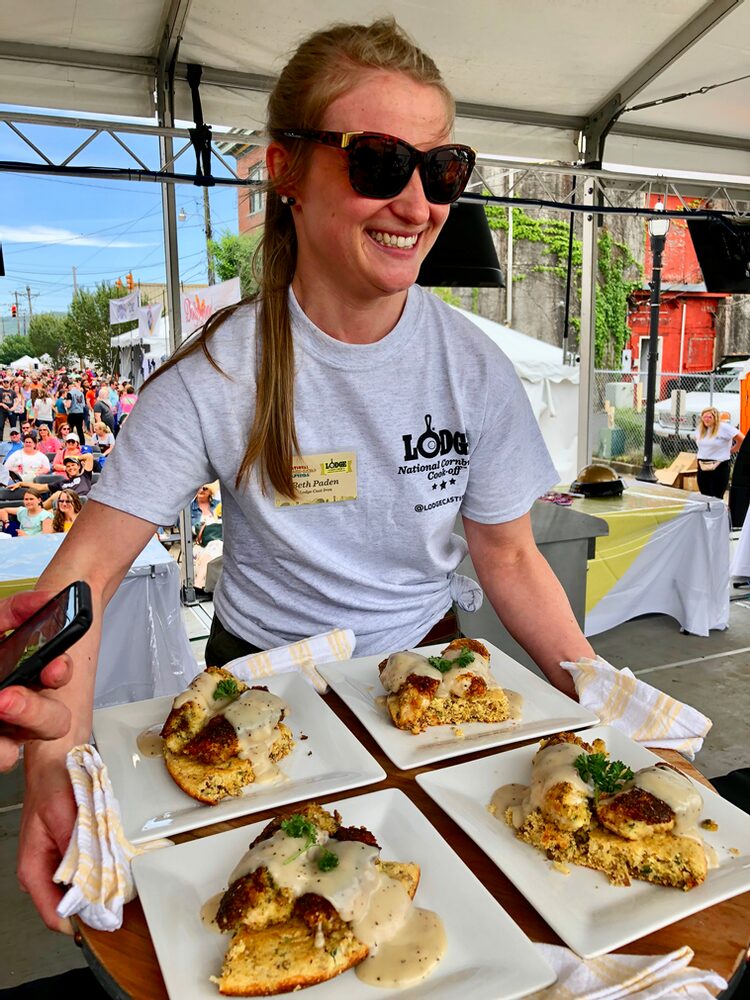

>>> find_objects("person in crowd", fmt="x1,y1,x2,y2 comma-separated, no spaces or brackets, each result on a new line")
693,406,745,500
64,378,86,443
33,387,55,430
193,486,224,590
15,18,598,931
3,434,50,482
4,428,23,459
50,489,82,533
53,393,68,435
93,388,115,434
52,433,91,475
0,487,53,535
191,483,220,537
91,420,115,458
10,385,26,430
0,379,15,439
0,592,74,772
44,454,94,507
117,384,138,426
20,420,37,440
37,424,62,457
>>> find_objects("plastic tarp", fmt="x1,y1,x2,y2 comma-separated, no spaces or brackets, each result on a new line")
0,535,198,708
2,1,750,176
456,307,579,484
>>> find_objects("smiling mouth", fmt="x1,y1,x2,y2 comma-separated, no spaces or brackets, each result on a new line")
367,229,419,249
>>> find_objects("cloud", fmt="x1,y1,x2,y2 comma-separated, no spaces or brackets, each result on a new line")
0,225,155,248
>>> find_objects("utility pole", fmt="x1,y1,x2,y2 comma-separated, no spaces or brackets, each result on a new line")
72,266,77,296
203,187,215,285
26,285,33,318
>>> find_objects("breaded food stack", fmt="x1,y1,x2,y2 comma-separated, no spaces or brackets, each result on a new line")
207,803,445,996
498,731,709,890
161,667,294,804
379,638,511,734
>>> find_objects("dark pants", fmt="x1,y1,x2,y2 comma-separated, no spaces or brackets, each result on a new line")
697,459,731,500
204,608,461,668
67,412,85,444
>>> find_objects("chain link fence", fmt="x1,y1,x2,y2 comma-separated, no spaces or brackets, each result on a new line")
591,369,742,467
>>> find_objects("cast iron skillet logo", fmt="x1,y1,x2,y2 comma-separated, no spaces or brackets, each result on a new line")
402,414,468,462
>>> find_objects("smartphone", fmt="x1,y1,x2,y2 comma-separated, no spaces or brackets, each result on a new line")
0,581,93,692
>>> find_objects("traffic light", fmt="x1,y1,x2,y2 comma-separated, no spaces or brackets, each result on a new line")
115,277,123,288
126,272,134,292
11,304,16,318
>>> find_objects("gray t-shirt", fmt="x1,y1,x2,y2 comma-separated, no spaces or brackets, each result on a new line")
92,286,557,654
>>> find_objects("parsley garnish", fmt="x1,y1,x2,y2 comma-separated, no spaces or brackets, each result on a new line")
317,849,339,872
574,752,634,804
280,814,318,864
213,678,239,700
428,649,475,674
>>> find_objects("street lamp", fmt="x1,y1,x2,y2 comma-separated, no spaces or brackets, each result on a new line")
177,188,215,285
636,202,671,483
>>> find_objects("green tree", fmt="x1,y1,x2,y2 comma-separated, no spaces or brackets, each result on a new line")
0,333,33,366
64,282,129,371
208,230,262,297
28,313,70,365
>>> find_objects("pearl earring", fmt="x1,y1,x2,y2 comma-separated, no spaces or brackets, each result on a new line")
280,195,296,206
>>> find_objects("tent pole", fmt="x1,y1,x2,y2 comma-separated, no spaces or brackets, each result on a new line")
577,177,597,471
157,17,197,606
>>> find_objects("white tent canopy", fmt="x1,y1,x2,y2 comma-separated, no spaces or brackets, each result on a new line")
456,308,579,484
2,0,750,177
8,354,43,370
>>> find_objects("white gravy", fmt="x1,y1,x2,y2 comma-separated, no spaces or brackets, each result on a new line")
200,891,224,933
223,830,446,986
380,649,500,699
136,726,164,757
634,765,705,841
223,689,286,780
505,690,523,720
172,671,238,714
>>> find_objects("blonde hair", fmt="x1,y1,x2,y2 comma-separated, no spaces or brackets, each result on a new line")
93,421,109,435
698,407,722,438
144,18,451,498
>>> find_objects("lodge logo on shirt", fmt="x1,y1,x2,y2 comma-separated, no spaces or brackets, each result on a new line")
401,414,468,462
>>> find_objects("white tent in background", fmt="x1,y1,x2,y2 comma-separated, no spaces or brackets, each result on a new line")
9,355,43,371
110,317,170,387
454,307,578,485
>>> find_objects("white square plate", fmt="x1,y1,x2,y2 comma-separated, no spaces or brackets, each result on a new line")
132,787,556,1000
93,672,386,844
417,725,750,957
317,641,599,770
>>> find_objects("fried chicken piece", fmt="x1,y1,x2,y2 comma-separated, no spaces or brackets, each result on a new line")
332,825,380,849
441,637,490,661
217,867,294,933
596,787,676,840
183,714,239,764
248,804,340,850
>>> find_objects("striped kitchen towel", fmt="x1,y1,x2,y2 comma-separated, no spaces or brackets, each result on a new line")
223,628,356,694
560,657,712,760
53,745,170,931
528,944,726,999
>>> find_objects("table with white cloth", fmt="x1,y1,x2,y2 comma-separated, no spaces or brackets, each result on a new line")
571,481,730,637
0,535,197,708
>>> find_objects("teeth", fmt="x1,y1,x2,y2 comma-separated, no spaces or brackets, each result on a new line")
370,231,417,248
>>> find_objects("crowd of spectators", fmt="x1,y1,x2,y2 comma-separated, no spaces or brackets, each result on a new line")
0,367,137,537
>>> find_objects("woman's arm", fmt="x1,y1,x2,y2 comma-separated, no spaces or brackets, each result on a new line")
41,516,54,534
463,512,595,698
18,500,158,931
731,430,745,455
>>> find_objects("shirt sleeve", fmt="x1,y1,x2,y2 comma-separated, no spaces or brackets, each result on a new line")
90,363,216,525
460,358,559,524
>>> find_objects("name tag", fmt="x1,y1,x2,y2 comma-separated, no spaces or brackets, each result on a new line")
275,451,358,508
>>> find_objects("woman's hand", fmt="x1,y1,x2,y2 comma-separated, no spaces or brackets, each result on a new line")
0,592,73,772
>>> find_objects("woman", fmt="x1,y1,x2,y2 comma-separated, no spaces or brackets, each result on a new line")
117,384,138,424
10,386,25,430
192,485,223,589
693,406,744,499
52,434,88,475
53,394,68,434
37,424,61,457
0,488,53,535
191,483,220,537
18,19,597,931
50,489,82,533
92,420,115,457
33,388,55,430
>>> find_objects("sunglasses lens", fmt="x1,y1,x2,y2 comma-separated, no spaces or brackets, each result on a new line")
348,136,415,199
422,147,475,204
348,136,473,204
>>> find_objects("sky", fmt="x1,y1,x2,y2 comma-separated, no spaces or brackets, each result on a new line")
0,105,242,337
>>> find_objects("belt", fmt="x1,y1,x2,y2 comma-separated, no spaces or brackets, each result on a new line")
416,607,461,647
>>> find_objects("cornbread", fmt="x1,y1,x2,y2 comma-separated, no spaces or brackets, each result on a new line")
207,803,444,995
493,732,710,890
379,638,514,734
160,670,294,804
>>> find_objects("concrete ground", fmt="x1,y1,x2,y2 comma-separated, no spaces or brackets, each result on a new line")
2,598,750,989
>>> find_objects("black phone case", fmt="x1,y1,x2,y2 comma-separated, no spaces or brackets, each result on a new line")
0,582,93,691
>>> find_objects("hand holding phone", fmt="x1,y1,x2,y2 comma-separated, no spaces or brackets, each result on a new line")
0,586,92,772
